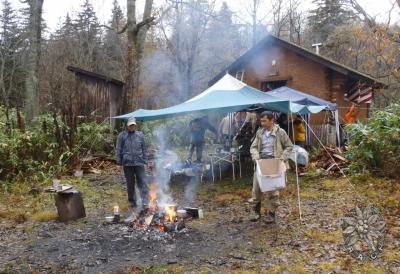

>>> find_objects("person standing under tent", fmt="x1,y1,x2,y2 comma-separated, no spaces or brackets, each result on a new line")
218,115,237,151
187,116,217,163
277,113,289,135
249,111,293,223
293,115,306,148
116,117,149,222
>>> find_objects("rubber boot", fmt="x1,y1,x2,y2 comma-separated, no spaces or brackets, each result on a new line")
250,202,261,222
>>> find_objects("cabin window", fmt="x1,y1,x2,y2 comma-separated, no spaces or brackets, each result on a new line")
261,80,287,91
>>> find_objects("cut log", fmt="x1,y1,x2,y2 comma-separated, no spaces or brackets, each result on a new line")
333,154,347,162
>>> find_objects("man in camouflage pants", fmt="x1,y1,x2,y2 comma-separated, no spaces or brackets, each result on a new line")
249,111,293,223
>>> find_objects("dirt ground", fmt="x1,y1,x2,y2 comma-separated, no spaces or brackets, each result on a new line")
0,169,399,274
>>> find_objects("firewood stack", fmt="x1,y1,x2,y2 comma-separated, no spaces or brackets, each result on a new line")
309,146,349,176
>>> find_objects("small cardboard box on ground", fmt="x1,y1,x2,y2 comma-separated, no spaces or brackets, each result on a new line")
256,159,286,192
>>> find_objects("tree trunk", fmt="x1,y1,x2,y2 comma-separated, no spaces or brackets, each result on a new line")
24,0,44,124
122,0,154,113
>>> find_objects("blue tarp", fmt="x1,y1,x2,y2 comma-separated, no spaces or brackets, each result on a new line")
114,74,326,121
267,86,337,111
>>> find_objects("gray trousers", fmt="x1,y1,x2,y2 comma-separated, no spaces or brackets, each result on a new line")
123,165,148,208
188,142,204,162
252,155,280,213
251,173,280,213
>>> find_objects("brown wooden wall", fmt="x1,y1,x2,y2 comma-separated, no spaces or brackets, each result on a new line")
73,74,122,128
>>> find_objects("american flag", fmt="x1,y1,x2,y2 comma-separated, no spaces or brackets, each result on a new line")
345,82,373,105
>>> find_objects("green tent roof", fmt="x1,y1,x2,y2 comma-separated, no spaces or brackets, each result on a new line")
114,74,325,121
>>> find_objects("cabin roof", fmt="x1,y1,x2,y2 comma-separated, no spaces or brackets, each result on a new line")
210,35,386,88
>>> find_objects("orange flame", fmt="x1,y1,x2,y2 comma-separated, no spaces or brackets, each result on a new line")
113,204,119,215
165,204,177,222
149,183,158,211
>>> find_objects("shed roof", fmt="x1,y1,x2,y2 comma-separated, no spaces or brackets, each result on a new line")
67,65,124,87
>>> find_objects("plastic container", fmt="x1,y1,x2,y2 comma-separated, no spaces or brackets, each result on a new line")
256,159,286,192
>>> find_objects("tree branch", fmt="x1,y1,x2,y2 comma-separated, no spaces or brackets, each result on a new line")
136,16,156,30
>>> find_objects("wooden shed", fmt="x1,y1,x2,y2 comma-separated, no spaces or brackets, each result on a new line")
67,65,124,129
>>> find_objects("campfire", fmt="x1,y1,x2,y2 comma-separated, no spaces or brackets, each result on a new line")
128,181,185,233
105,148,203,233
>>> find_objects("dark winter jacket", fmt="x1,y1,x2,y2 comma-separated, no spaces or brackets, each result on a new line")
116,130,147,166
189,118,217,144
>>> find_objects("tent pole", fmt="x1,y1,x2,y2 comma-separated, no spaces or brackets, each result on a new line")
306,113,311,147
334,110,341,147
290,102,302,220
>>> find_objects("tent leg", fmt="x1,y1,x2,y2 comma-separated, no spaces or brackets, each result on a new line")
306,114,311,147
232,153,235,181
211,157,215,182
290,106,302,220
334,110,341,147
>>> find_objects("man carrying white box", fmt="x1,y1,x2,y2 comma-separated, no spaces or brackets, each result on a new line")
249,111,293,223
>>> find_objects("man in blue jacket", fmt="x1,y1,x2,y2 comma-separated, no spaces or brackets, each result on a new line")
116,117,148,221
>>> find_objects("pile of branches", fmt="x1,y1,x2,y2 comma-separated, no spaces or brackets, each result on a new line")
309,146,349,176
78,155,119,174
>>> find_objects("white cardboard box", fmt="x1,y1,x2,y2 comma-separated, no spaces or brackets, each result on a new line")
256,159,287,192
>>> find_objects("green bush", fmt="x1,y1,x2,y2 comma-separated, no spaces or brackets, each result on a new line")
76,121,115,155
0,111,71,182
346,103,400,178
0,107,116,183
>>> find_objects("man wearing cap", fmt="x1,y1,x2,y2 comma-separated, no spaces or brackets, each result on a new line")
116,117,148,221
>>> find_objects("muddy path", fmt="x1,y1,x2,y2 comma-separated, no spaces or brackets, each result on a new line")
1,172,399,273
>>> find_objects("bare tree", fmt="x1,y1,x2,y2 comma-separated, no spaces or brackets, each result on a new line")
120,0,156,112
240,0,269,46
23,0,44,123
158,0,216,101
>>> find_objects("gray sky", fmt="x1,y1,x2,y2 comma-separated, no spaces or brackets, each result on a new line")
8,0,400,32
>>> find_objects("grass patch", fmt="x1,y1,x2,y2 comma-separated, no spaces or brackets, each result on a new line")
0,175,132,224
300,190,323,200
304,228,342,243
215,193,242,205
317,261,337,273
351,261,386,274
30,210,58,222
322,179,348,190
135,265,186,274
0,209,27,223
382,248,400,263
